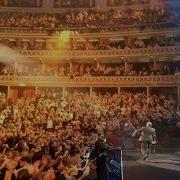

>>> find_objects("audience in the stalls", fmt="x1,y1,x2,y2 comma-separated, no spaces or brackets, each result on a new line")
0,89,179,179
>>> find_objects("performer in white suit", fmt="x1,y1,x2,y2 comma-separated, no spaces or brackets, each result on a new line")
133,122,156,160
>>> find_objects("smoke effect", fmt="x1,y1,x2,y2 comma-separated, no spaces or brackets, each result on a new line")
0,44,36,66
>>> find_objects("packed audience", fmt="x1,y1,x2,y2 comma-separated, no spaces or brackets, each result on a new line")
0,89,179,179
71,63,179,77
0,35,177,51
0,6,179,31
72,35,177,50
0,62,179,77
0,1,179,179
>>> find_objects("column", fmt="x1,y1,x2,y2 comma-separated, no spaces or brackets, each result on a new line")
42,0,54,8
118,87,121,95
0,0,8,7
7,86,10,99
107,0,114,6
178,86,180,106
147,87,150,104
147,87,150,96
67,58,73,74
96,61,100,70
69,62,73,74
14,60,18,73
3,0,8,6
89,0,94,7
62,87,65,98
125,61,128,68
39,58,45,73
95,0,107,8
153,60,157,70
90,87,93,97
37,0,42,7
35,86,38,95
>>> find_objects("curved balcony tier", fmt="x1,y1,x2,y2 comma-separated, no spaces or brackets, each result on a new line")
0,75,179,87
0,27,180,38
1,46,180,59
0,21,179,36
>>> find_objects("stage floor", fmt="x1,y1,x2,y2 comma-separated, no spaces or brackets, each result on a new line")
122,149,180,180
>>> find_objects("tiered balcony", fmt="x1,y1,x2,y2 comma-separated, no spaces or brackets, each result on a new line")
1,46,180,59
0,0,151,12
0,75,179,87
0,26,180,38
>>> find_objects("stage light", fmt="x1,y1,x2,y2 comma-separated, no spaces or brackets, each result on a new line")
57,30,71,49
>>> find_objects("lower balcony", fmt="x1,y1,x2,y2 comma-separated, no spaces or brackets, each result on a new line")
0,75,179,87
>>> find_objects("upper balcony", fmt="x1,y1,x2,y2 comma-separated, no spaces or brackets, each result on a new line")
0,5,179,35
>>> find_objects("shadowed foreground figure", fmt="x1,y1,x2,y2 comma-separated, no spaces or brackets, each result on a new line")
94,136,109,180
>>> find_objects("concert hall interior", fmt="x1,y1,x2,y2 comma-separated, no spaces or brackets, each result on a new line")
0,0,180,180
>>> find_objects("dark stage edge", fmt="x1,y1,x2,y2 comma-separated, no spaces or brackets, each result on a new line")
122,150,180,180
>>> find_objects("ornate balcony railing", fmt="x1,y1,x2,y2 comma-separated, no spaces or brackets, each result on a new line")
0,26,180,38
0,21,179,35
1,46,180,59
0,3,151,13
0,75,179,87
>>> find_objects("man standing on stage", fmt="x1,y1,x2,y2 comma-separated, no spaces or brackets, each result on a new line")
133,122,156,160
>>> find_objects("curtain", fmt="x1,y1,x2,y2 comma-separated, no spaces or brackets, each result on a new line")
23,88,35,98
10,88,19,102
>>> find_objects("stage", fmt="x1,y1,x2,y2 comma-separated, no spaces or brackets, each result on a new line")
122,149,180,180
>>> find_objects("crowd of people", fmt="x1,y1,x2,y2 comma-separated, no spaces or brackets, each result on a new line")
0,89,179,179
72,35,177,50
71,63,180,77
0,34,177,51
0,62,179,77
0,1,179,179
0,6,179,30
0,13,57,29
